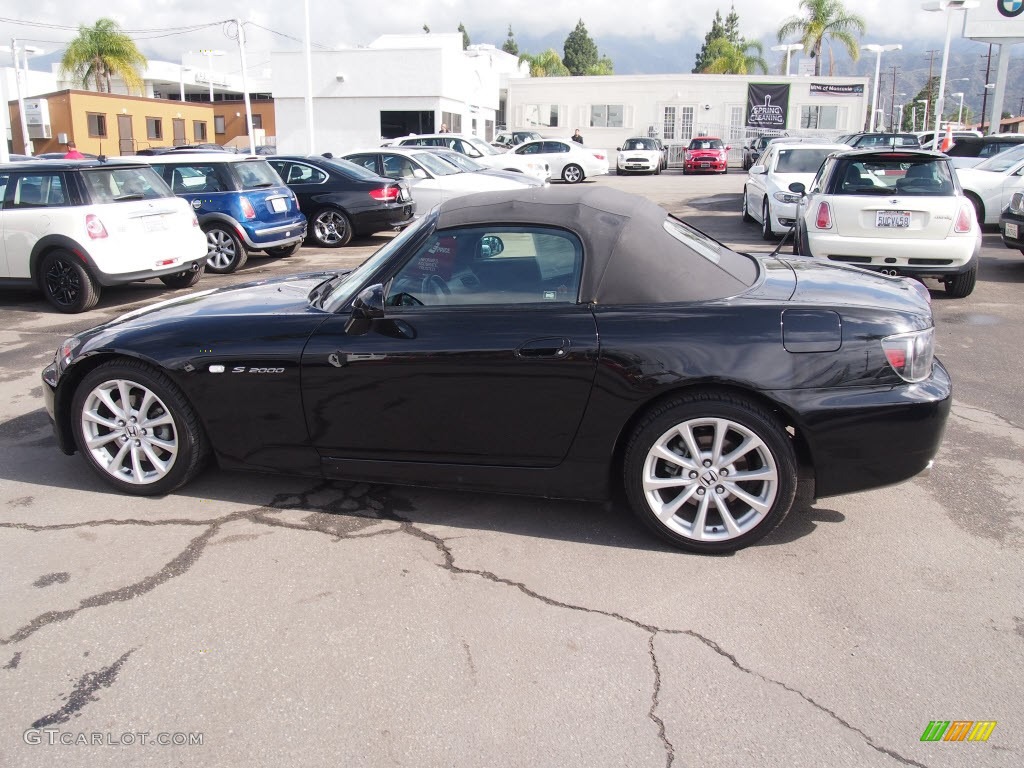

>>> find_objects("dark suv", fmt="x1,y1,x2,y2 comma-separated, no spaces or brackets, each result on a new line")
137,155,306,274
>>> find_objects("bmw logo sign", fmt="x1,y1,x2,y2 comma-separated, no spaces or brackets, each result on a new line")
999,0,1024,18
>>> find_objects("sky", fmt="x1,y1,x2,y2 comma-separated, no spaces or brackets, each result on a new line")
0,0,970,64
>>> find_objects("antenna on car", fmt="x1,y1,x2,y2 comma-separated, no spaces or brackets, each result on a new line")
769,226,796,258
97,141,106,163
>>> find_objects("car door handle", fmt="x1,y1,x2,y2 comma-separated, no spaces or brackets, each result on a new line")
515,338,570,359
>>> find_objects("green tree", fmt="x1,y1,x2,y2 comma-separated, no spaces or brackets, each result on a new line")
723,4,742,46
693,10,726,73
776,0,866,76
458,22,470,50
562,19,599,76
59,17,147,94
585,55,614,76
903,76,939,131
701,38,768,75
502,25,519,56
518,49,570,77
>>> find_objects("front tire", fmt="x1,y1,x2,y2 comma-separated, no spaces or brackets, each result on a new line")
741,190,754,222
623,393,798,553
945,265,977,298
310,208,353,247
71,360,209,496
204,224,247,274
761,200,775,241
562,164,584,184
40,250,100,313
160,264,204,289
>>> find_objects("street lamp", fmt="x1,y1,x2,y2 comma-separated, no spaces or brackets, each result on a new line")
199,48,225,102
863,44,902,132
4,40,43,155
922,0,980,141
771,43,804,76
895,104,905,132
916,99,930,132
951,92,965,127
179,64,193,102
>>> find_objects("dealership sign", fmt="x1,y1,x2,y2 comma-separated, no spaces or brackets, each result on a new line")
964,0,1024,41
746,84,791,130
809,83,865,96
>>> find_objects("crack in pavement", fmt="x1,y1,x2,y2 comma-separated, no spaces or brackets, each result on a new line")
30,649,135,728
4,480,927,766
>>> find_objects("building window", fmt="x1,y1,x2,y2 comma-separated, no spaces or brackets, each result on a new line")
214,116,225,134
441,111,462,133
663,107,676,140
87,113,107,138
251,114,263,130
146,117,162,140
679,106,695,141
590,104,624,128
800,105,841,130
729,105,745,140
194,121,207,141
523,104,560,128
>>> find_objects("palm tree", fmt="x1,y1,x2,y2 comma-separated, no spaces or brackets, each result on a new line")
518,49,570,78
701,38,768,75
60,18,147,94
777,0,866,76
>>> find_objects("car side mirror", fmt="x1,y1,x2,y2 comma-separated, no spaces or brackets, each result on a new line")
616,146,622,151
412,169,428,179
750,164,767,175
726,146,732,151
480,235,505,258
788,182,806,195
344,284,384,334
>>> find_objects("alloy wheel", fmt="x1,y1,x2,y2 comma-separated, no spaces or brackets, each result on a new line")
206,229,238,270
314,210,348,246
44,258,81,308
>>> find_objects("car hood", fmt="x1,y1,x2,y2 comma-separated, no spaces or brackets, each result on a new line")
99,272,337,331
955,168,1003,191
745,256,932,316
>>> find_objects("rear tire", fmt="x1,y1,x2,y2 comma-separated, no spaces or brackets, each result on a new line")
741,190,754,222
761,200,775,241
264,242,301,258
159,264,204,289
310,208,353,247
204,224,247,274
40,250,100,313
622,393,798,553
562,164,584,184
945,265,977,298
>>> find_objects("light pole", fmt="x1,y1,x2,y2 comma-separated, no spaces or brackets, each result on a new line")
232,19,255,155
895,104,905,132
179,64,193,102
6,40,42,155
916,99,930,132
771,43,804,76
951,92,965,127
863,44,902,132
199,49,225,102
922,1,979,142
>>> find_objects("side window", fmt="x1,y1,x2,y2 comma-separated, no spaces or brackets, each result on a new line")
517,143,540,155
280,163,325,184
543,141,569,153
0,173,9,208
385,226,583,308
268,160,289,178
382,155,417,179
11,174,66,208
810,159,833,194
346,155,378,174
171,164,226,193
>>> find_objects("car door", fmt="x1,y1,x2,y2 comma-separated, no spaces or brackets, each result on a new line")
268,159,326,212
2,171,70,279
301,224,599,468
746,148,773,222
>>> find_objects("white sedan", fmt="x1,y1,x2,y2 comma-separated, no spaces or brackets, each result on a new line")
341,147,538,215
512,139,609,184
955,144,1024,225
792,149,980,298
742,142,848,239
394,134,551,182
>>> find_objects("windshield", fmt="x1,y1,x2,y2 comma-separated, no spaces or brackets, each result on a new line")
410,152,461,176
833,157,955,196
319,214,434,313
973,144,1024,172
81,166,172,201
432,151,484,172
689,139,724,150
622,139,659,151
464,137,501,156
775,148,833,174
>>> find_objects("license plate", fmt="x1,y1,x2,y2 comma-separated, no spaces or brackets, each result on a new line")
270,197,287,213
1007,222,1019,239
399,188,410,201
701,162,710,168
627,164,642,169
143,217,166,232
876,210,911,228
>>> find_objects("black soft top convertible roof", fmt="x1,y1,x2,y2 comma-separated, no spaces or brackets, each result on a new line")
436,186,757,304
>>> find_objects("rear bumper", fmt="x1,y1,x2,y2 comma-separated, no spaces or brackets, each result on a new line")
808,230,979,275
352,205,415,235
770,359,952,498
1000,212,1024,249
238,217,307,251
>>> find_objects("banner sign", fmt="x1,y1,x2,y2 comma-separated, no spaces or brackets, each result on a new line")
810,83,865,96
746,83,790,130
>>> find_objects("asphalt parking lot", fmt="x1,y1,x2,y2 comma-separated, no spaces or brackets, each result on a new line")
2,170,1022,767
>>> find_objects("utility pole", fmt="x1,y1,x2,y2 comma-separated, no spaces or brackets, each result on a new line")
980,44,993,131
888,65,900,131
925,49,940,84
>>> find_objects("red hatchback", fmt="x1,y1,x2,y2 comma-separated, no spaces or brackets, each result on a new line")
683,137,730,174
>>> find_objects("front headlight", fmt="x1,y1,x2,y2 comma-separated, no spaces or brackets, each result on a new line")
773,191,802,204
881,328,935,383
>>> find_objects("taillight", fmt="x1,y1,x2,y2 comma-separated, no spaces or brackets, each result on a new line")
240,197,256,220
592,152,606,161
815,202,833,230
881,328,935,383
954,203,973,233
369,186,400,202
85,214,108,239
191,212,200,227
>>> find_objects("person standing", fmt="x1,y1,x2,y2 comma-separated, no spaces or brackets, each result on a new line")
439,123,449,134
571,129,584,144
63,141,85,159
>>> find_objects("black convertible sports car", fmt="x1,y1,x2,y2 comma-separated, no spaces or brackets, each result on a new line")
42,186,951,553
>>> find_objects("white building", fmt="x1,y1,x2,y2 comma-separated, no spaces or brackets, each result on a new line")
506,73,871,155
271,33,527,155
